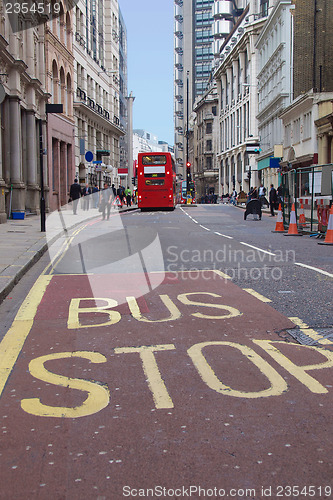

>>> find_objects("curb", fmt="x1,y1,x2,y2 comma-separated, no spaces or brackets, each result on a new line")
0,205,138,304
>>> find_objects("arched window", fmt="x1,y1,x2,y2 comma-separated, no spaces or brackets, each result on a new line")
52,60,58,103
57,3,64,40
60,67,65,109
66,12,71,49
66,73,72,116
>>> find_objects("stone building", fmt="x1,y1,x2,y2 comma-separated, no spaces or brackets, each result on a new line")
193,85,219,198
45,3,75,212
73,0,125,190
214,4,266,195
0,6,49,221
279,0,333,192
255,0,294,190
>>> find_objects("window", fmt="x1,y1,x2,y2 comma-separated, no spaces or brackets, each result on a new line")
293,118,301,144
142,155,167,165
260,0,269,17
285,123,291,147
303,111,312,139
206,122,212,134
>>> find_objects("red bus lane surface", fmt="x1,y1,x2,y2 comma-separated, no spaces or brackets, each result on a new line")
0,270,333,499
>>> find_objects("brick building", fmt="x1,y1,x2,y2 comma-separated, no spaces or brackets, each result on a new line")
292,0,333,99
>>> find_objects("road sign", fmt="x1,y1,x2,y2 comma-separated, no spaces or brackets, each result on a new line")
85,151,94,163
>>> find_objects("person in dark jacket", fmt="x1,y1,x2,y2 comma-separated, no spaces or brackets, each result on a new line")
269,184,277,216
69,178,81,214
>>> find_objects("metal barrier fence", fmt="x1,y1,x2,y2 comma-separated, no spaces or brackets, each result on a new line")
281,164,333,233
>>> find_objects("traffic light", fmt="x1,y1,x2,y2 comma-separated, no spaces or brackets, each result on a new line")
186,162,191,169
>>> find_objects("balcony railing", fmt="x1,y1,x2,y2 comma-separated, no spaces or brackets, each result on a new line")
76,87,118,124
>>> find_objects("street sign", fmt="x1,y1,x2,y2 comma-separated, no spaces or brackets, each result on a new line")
85,151,94,162
246,145,261,154
46,103,63,114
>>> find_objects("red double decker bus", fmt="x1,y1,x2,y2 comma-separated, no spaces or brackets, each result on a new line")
177,180,196,205
137,152,176,210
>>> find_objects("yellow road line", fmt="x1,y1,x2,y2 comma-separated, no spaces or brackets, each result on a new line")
0,275,52,398
289,316,333,345
212,269,232,280
243,288,272,303
42,225,87,275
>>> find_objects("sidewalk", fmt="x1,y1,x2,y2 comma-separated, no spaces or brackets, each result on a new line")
0,204,138,303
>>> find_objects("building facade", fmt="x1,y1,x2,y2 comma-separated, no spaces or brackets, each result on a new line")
73,0,125,190
0,7,48,221
255,0,294,190
45,4,75,212
118,9,129,175
174,0,246,181
193,85,219,197
279,0,333,196
214,4,266,195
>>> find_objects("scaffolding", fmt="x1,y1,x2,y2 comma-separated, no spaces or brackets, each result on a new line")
281,164,333,234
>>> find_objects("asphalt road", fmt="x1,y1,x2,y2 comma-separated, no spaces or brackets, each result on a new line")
0,205,332,500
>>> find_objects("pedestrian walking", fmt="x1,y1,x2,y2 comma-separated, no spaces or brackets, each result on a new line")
99,182,113,220
82,183,91,211
277,184,283,205
92,184,99,208
117,185,125,205
258,184,266,205
69,178,81,215
269,184,277,216
230,188,237,206
125,186,132,207
247,187,254,202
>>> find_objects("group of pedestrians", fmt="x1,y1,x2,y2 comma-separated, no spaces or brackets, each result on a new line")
245,183,283,217
69,179,134,218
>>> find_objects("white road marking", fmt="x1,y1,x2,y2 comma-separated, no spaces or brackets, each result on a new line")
214,231,233,239
240,242,276,256
295,262,333,278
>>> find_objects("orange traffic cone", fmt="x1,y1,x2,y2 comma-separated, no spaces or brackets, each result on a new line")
298,204,307,227
284,203,303,236
272,204,286,232
318,205,333,245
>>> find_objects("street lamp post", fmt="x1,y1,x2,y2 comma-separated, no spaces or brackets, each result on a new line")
186,71,191,199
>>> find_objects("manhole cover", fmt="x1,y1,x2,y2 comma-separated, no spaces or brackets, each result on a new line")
287,328,333,346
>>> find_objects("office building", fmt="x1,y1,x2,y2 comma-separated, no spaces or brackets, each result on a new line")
174,0,245,178
73,0,126,189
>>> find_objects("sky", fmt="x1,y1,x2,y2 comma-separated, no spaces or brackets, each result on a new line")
118,0,174,146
